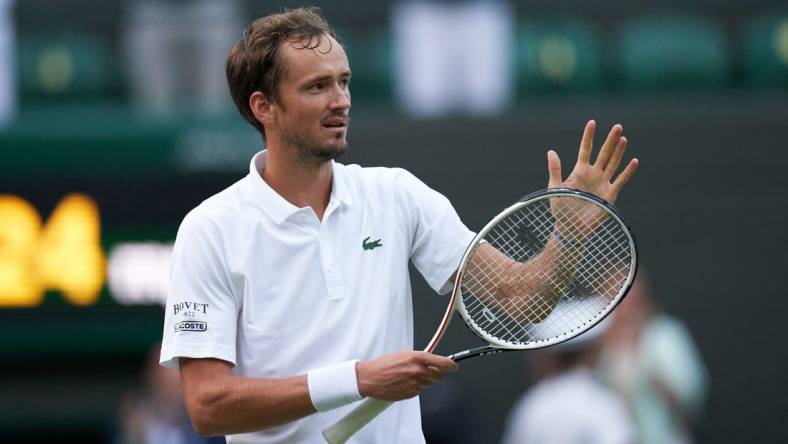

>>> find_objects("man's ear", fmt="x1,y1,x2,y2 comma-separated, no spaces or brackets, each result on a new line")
249,91,275,126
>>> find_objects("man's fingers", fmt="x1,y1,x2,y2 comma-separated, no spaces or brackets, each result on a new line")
425,365,448,381
547,150,562,188
611,158,639,192
417,366,447,384
577,119,596,164
594,124,623,169
604,136,628,179
417,352,459,372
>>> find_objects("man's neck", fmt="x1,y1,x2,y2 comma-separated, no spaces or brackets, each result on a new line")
261,145,333,221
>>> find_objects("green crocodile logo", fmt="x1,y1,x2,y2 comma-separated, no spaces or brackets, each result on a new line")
362,236,383,251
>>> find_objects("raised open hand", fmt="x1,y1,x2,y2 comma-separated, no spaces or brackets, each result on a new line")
547,120,638,204
547,120,639,242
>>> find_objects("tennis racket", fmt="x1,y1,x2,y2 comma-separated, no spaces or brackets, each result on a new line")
322,187,638,444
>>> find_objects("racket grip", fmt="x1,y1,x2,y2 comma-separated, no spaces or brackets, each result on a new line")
322,397,393,444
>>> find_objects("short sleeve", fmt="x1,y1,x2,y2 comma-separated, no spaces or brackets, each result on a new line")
395,170,475,294
160,209,239,369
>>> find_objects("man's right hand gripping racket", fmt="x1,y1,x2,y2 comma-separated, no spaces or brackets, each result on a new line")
322,187,638,444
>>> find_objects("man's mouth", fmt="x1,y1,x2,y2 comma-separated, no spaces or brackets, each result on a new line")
322,116,348,129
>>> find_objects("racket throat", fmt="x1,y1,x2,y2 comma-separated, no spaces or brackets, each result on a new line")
448,345,507,362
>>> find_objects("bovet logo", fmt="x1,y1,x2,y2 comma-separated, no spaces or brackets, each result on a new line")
174,321,207,332
173,301,209,316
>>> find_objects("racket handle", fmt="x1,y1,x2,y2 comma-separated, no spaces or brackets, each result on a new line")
322,398,393,444
448,345,505,362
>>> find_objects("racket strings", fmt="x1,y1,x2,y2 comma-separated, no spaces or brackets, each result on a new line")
460,195,632,346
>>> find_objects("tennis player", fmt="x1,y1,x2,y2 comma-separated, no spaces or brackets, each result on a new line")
159,7,637,444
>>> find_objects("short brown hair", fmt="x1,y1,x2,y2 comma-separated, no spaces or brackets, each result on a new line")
226,7,338,137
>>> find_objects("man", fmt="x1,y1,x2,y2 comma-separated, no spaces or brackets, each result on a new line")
160,7,638,444
500,308,635,444
598,272,707,444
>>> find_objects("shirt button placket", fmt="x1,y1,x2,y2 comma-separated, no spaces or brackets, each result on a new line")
320,226,345,300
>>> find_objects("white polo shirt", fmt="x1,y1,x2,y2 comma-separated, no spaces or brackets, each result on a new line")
160,151,474,444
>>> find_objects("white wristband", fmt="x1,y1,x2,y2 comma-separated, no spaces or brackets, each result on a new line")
307,359,363,412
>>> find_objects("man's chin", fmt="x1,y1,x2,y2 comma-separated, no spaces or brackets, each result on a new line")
286,130,348,164
313,140,348,162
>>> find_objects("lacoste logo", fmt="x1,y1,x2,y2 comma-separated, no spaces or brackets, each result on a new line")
174,321,207,332
362,236,383,251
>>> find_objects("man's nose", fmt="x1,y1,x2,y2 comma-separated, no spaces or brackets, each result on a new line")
330,84,351,110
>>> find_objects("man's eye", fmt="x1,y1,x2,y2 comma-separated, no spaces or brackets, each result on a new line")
310,83,324,91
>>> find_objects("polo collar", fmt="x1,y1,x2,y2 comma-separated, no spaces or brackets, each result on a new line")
242,150,354,225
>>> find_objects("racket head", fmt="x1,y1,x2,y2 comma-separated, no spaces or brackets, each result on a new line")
454,188,637,351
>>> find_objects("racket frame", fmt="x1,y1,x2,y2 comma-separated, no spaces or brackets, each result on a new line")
454,187,638,355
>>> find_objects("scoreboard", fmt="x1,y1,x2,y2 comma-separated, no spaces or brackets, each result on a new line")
1,193,108,307
0,106,260,355
0,192,171,308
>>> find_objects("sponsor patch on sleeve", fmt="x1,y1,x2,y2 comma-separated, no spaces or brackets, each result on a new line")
174,321,208,332
173,301,209,317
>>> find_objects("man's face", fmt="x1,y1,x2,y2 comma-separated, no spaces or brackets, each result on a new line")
272,33,351,163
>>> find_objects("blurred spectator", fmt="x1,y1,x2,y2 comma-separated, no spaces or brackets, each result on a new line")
392,0,514,117
500,314,635,444
116,343,224,444
0,0,15,126
599,272,708,444
123,0,240,115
